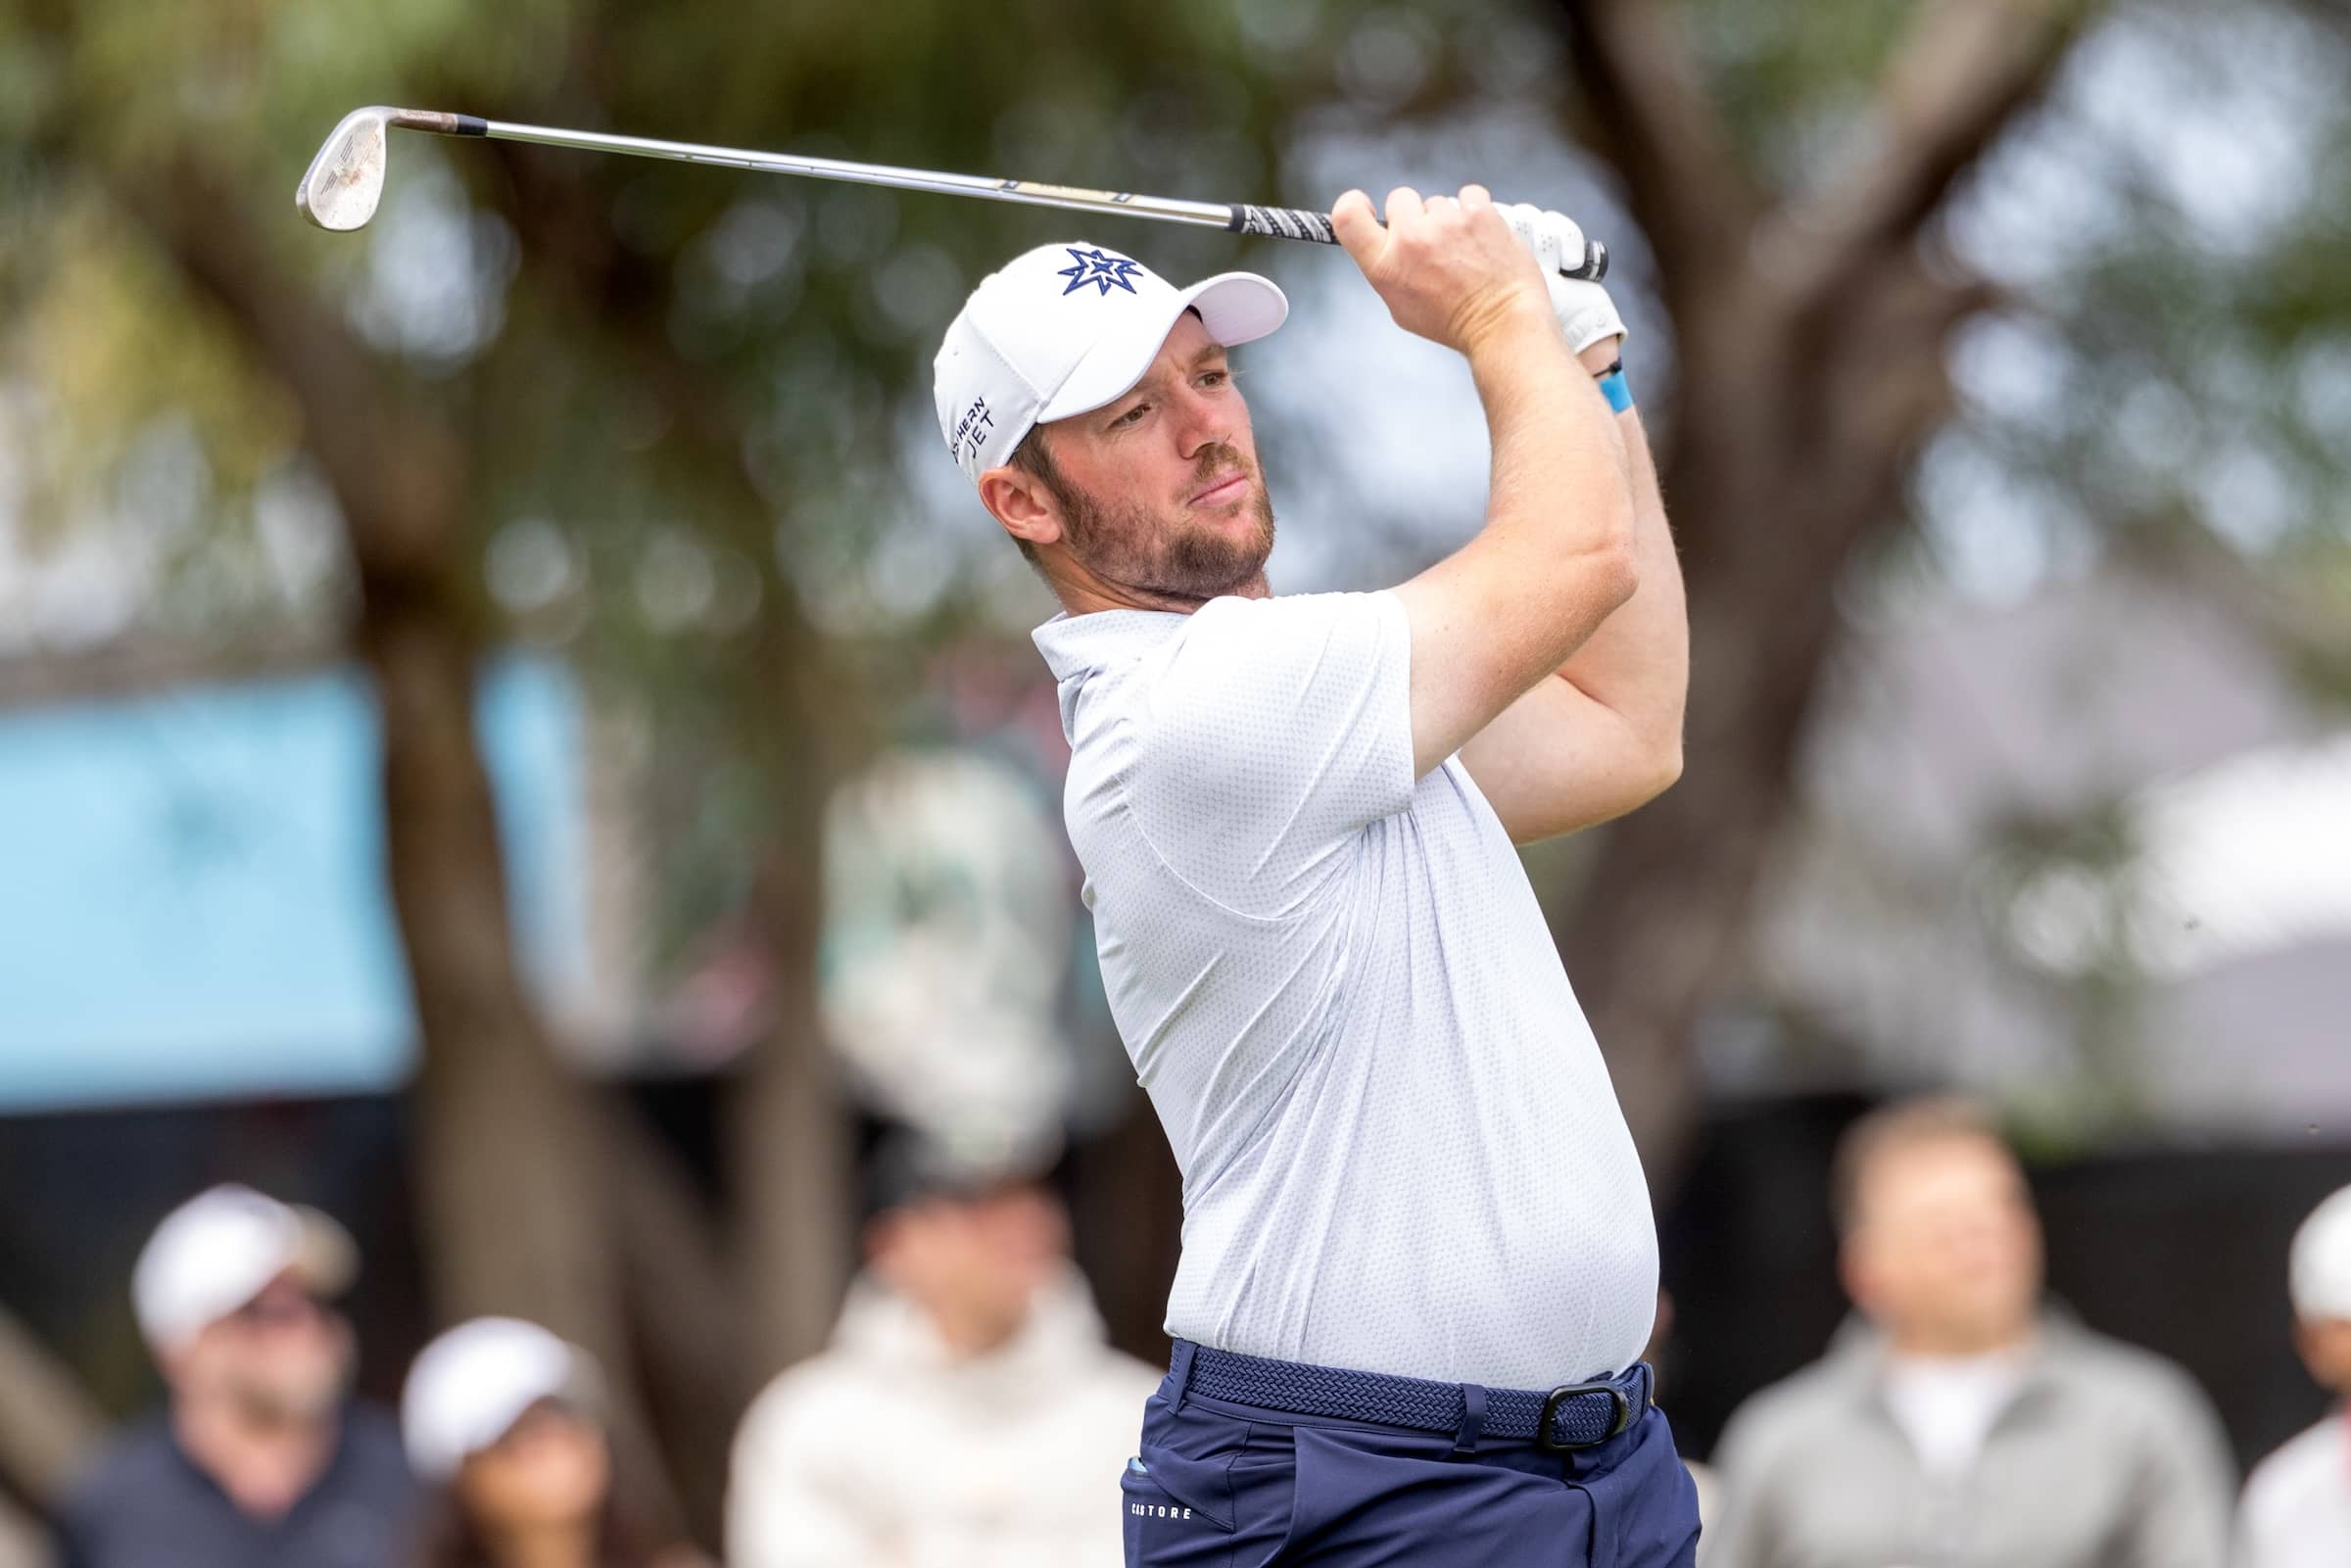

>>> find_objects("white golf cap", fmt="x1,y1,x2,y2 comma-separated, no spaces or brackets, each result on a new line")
130,1184,359,1354
401,1316,604,1481
933,240,1286,485
2290,1183,2351,1321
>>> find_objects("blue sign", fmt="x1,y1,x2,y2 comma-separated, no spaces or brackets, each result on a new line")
0,658,588,1109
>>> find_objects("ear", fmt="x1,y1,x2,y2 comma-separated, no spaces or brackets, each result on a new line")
863,1210,904,1265
1837,1232,1873,1312
978,464,1063,553
2289,1317,2351,1385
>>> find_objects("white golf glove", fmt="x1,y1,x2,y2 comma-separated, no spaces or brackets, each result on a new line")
1498,202,1626,356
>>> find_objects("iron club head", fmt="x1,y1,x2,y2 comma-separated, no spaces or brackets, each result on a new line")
296,106,395,231
296,108,482,230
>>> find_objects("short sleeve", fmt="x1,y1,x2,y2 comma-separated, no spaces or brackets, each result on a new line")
1131,591,1414,915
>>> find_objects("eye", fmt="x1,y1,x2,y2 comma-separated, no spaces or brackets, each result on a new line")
1110,403,1149,429
1198,369,1229,389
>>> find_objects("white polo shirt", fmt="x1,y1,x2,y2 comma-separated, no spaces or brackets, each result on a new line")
1034,589,1657,1389
2235,1412,2351,1568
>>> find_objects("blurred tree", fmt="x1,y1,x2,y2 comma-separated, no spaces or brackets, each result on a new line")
2,0,1516,1531
1541,0,2351,1169
7,0,2349,1530
1539,0,2099,1173
0,1304,103,1510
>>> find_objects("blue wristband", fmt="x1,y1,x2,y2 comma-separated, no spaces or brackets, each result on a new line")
1598,366,1633,413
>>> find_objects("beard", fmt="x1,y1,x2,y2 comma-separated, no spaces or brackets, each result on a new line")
218,1336,355,1428
1052,443,1275,603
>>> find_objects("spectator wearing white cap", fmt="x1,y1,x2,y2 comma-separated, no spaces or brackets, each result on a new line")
403,1318,704,1568
726,1134,1159,1568
2235,1183,2351,1568
53,1184,416,1568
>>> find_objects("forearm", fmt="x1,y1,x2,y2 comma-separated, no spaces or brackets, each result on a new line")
1477,315,1631,561
1547,403,1686,760
1454,310,1638,664
1348,183,1644,775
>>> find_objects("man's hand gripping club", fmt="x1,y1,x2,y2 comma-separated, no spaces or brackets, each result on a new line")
1329,185,1561,356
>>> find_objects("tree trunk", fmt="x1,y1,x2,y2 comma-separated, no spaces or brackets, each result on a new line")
114,155,656,1457
606,1104,756,1544
0,1493,48,1568
0,1304,105,1508
1550,0,2090,1184
464,139,862,1377
362,595,629,1364
726,839,853,1377
1067,1093,1186,1367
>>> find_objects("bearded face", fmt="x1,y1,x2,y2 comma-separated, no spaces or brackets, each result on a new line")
988,311,1278,607
168,1275,353,1426
1045,438,1275,603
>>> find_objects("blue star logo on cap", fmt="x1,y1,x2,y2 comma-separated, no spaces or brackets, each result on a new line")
1057,247,1145,297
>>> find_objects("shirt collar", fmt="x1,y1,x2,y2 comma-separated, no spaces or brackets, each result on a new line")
164,1402,360,1525
1031,607,1185,684
1826,1304,2085,1403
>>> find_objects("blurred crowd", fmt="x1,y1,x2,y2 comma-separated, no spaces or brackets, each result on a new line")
35,1103,2351,1568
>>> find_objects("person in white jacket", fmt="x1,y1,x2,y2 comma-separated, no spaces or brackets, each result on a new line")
726,1143,1159,1568
2236,1182,2351,1568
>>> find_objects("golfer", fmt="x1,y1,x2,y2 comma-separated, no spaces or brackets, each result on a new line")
933,184,1693,1566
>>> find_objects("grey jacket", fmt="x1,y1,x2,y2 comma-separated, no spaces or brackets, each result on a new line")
1707,1313,2235,1568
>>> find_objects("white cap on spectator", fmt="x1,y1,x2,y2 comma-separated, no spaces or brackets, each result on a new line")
402,1317,603,1482
131,1184,359,1354
2291,1184,2351,1321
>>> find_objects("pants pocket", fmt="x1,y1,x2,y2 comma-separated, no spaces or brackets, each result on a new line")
1284,1425,1587,1564
1123,1458,1236,1568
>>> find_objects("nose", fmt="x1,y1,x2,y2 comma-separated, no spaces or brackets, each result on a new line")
1169,376,1236,458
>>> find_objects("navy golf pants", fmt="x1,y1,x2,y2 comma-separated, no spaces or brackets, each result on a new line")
1120,1356,1702,1568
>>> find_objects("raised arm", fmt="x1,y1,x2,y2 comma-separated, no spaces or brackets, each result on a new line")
1331,185,1640,780
1457,385,1687,843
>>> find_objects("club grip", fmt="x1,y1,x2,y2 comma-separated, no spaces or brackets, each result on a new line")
1226,204,1608,281
1229,204,1342,245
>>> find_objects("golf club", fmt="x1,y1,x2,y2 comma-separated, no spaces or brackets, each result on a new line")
295,106,1608,281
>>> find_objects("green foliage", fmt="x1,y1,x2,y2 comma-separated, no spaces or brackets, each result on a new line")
1938,1,2351,692
7,0,1564,957
10,0,2349,1043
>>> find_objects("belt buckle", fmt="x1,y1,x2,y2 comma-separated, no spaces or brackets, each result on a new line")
1535,1380,1636,1453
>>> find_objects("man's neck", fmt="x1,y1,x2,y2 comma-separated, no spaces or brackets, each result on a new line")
483,1519,600,1568
930,1301,1029,1360
1884,1321,2038,1362
173,1398,338,1521
1050,564,1271,618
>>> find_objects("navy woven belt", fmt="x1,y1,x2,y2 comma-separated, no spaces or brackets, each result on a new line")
1176,1342,1653,1452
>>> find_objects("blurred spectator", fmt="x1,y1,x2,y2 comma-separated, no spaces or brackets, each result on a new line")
402,1317,703,1568
726,1137,1158,1568
2234,1183,2351,1567
1708,1097,2234,1568
53,1185,415,1568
